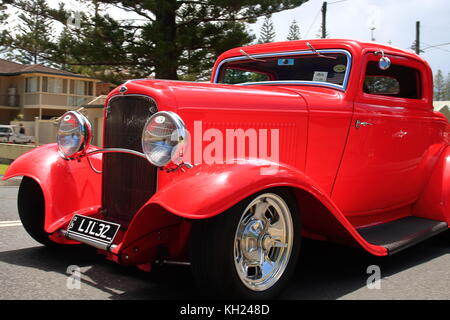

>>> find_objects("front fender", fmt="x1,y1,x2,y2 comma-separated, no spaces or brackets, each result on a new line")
148,161,388,256
150,161,330,219
2,143,102,233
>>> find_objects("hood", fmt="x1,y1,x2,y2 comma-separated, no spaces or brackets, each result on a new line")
107,79,309,113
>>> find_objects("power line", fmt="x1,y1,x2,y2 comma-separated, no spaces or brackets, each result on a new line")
421,42,450,54
328,0,348,4
305,7,321,38
422,42,450,50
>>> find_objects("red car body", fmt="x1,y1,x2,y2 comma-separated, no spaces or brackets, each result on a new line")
3,39,449,294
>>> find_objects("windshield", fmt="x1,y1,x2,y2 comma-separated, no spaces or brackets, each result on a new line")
216,50,350,89
0,127,11,134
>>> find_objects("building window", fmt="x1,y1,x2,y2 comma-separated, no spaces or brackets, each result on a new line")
70,79,75,94
67,80,93,99
86,81,94,96
25,77,39,92
42,77,65,94
75,80,85,95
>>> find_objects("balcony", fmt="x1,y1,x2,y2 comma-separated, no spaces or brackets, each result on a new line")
0,93,95,109
23,92,95,108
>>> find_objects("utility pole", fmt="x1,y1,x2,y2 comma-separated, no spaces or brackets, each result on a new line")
321,1,327,39
415,21,421,55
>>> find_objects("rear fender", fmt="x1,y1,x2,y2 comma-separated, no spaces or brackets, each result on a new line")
2,143,102,233
414,146,450,223
147,161,388,256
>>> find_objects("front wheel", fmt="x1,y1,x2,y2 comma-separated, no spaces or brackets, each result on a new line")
190,189,301,299
18,177,63,248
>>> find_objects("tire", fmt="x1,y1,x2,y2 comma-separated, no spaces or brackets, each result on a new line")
18,177,63,248
190,188,301,299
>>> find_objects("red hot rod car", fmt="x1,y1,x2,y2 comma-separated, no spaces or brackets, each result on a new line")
3,39,449,299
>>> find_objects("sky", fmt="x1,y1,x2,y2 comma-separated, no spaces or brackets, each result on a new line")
249,0,450,75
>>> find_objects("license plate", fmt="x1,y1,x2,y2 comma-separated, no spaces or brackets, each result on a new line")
67,215,120,246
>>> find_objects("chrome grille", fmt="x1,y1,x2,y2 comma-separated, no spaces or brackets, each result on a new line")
102,95,157,226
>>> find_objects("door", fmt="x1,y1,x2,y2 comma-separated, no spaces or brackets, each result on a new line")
331,53,435,215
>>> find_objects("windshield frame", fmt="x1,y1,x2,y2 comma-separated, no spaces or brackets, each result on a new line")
214,49,352,91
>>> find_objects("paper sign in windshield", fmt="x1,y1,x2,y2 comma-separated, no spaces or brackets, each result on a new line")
313,71,328,82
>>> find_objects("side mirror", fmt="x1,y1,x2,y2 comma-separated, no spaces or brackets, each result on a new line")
375,50,391,70
378,56,391,70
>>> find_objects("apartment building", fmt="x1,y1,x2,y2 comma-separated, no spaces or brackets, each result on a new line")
0,59,99,124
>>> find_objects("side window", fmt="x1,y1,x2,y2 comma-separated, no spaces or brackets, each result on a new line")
364,61,421,99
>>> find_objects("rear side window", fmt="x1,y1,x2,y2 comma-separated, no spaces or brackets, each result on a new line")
364,61,421,99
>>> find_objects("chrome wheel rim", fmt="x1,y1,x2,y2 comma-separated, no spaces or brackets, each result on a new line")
233,193,294,291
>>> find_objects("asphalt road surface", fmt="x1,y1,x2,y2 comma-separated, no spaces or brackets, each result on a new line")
0,182,449,300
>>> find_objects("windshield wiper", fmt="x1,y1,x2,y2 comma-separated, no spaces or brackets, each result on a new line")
239,49,267,62
306,42,337,59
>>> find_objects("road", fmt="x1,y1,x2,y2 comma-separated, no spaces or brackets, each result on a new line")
0,183,449,300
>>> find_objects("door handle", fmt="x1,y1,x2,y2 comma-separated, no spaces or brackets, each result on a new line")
355,120,374,129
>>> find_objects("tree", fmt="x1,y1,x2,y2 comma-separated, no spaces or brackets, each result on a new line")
410,40,424,54
258,16,276,44
434,69,446,101
1,0,147,81
0,3,8,54
1,0,309,81
3,0,55,64
94,0,308,79
287,19,301,41
316,25,329,39
445,72,450,101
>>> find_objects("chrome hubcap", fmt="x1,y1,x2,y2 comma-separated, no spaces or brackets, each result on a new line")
234,193,293,291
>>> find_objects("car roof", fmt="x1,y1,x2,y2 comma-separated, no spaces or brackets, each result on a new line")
216,39,426,65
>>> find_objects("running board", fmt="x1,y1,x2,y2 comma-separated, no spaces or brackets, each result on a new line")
357,217,448,255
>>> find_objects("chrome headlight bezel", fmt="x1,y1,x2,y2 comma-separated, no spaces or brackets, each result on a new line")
57,111,92,159
141,111,188,167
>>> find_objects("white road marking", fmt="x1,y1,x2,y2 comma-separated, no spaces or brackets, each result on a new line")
0,220,22,227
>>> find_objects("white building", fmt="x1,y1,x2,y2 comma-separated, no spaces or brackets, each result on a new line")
433,101,450,121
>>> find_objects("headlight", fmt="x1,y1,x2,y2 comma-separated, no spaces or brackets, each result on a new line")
142,111,187,167
57,111,92,158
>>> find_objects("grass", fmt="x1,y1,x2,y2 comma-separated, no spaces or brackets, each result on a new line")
0,164,8,175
